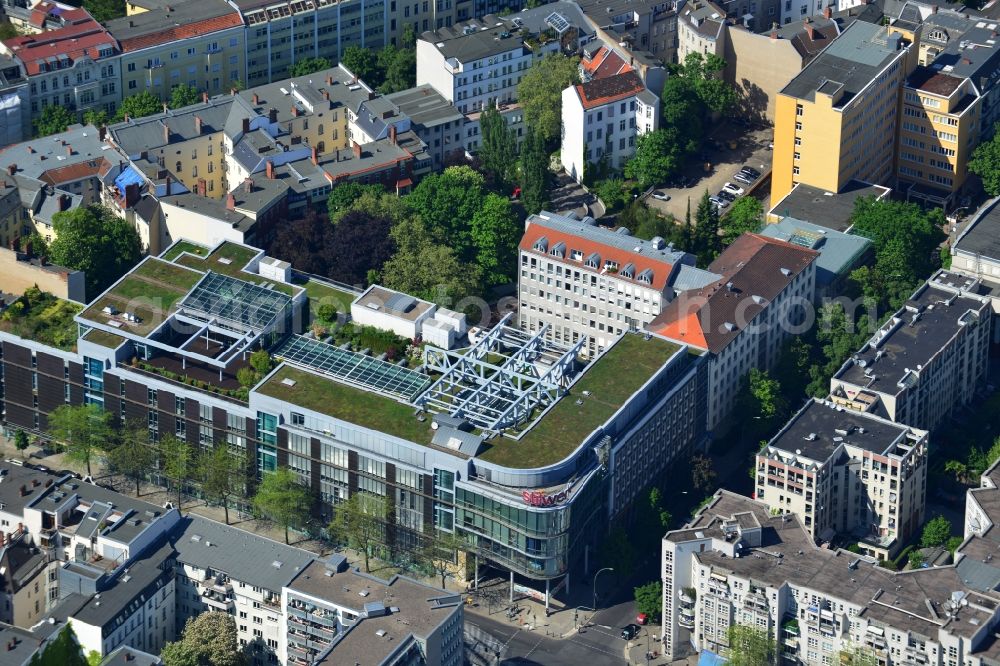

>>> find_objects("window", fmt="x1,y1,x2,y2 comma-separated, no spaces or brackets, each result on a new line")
200,403,212,423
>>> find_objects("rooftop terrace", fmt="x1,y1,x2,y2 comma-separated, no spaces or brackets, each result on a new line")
0,287,81,351
172,241,299,297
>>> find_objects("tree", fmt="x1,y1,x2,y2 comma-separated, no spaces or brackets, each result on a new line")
254,468,312,544
626,130,682,188
377,45,416,93
837,645,881,666
0,21,19,40
82,109,109,128
83,0,126,23
169,84,200,109
327,182,384,222
421,530,466,588
649,486,671,529
381,217,483,305
470,193,520,286
199,443,247,525
328,492,389,572
691,454,716,492
970,123,1000,196
723,196,763,244
108,420,156,496
268,208,334,276
29,625,88,666
478,105,517,190
49,205,142,297
692,191,720,264
34,105,74,137
159,435,193,513
633,581,662,623
290,57,332,78
725,625,775,666
519,125,550,215
114,90,163,122
517,54,580,144
599,526,634,575
161,612,246,666
921,515,953,548
47,404,111,476
945,459,970,484
341,46,378,83
908,549,926,569
328,210,396,286
13,429,29,458
408,165,487,257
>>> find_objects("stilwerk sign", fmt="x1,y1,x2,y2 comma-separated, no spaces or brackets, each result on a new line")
521,489,568,507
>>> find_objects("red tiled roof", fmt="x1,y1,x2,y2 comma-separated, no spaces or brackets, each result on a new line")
118,12,244,52
40,158,110,186
4,11,117,76
581,46,632,81
518,218,679,292
648,234,818,353
574,71,646,110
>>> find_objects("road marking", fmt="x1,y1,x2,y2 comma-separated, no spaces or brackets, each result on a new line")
570,636,624,658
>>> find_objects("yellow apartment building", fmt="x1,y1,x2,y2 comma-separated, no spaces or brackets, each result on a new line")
771,22,912,204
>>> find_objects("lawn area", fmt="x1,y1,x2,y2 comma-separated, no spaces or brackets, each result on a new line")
477,334,680,468
83,328,126,349
300,278,357,311
256,365,433,443
176,245,299,297
0,287,81,351
161,240,209,262
132,258,203,292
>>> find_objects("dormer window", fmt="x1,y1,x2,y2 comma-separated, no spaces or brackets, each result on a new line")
533,236,548,252
570,249,584,262
637,268,654,284
585,252,600,269
620,263,635,279
550,241,565,259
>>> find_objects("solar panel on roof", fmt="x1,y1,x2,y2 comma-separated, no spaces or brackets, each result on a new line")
545,11,571,34
385,293,416,313
273,335,431,402
179,272,291,333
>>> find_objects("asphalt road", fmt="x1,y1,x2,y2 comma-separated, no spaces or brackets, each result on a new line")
469,593,640,665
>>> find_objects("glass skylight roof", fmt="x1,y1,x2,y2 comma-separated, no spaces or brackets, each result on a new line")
180,272,291,333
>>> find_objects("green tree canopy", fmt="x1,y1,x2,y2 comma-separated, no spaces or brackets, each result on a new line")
82,109,109,128
13,429,29,456
407,165,487,259
108,420,156,496
517,55,580,144
253,468,312,543
341,46,378,83
921,515,953,548
34,105,74,137
159,434,193,513
970,122,1000,196
327,182,385,222
199,443,248,525
47,404,112,476
626,129,682,188
380,217,483,306
169,84,200,109
161,612,246,666
49,205,143,297
328,492,390,572
692,191,721,264
377,45,416,93
290,57,332,78
723,196,763,244
725,625,776,666
114,90,163,122
29,625,88,666
519,125,550,215
470,193,520,287
0,21,20,40
83,0,126,23
420,530,466,588
633,581,662,623
478,105,517,190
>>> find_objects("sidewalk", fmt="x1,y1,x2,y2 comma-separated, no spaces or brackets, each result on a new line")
624,625,671,665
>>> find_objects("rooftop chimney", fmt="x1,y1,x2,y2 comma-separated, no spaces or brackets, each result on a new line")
99,125,107,141
932,4,938,12
244,177,252,193
6,164,15,176
162,102,168,113
291,105,299,117
266,159,274,179
165,175,171,196
202,91,209,103
390,125,397,145
804,19,814,40
65,145,72,157
311,146,318,165
252,93,260,105
823,5,831,18
242,117,250,134
27,145,34,154
230,87,238,96
58,193,71,211
326,75,333,85
226,193,235,210
268,108,277,123
194,115,202,134
163,123,170,144
323,91,330,101
352,142,361,158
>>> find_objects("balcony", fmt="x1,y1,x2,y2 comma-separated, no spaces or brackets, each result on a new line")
201,589,234,611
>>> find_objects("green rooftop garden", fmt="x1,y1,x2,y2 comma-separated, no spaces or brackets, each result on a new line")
175,242,298,296
82,328,126,349
256,365,433,443
161,240,209,262
477,334,680,468
0,287,81,351
299,278,357,311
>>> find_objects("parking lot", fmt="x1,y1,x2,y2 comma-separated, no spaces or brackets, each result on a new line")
645,122,774,220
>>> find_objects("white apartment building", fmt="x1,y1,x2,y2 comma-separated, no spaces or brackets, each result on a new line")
953,197,1000,342
677,0,726,62
755,398,928,560
662,489,1000,665
561,69,659,183
517,210,700,357
650,233,817,431
831,271,992,432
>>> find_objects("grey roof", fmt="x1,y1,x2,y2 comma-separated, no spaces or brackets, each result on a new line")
238,65,373,124
231,129,285,172
29,477,168,546
70,541,175,628
577,0,670,21
498,2,593,37
108,97,236,154
159,192,256,232
768,180,891,232
0,124,118,180
421,20,528,62
929,21,1000,82
432,426,484,456
385,85,464,129
0,623,44,666
104,0,238,45
671,264,721,292
316,131,425,180
231,175,290,214
759,216,871,287
170,515,313,593
0,54,27,88
100,646,163,666
353,98,402,141
781,21,906,103
765,398,911,463
0,462,61,516
956,197,1000,261
835,275,990,392
531,210,692,266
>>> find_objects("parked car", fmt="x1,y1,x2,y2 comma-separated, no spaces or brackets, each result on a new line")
652,191,671,202
716,189,736,202
636,613,649,625
722,182,745,196
741,166,761,179
733,173,754,186
709,196,729,209
621,624,641,640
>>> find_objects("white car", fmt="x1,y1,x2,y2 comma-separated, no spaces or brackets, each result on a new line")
709,196,729,209
652,192,671,202
722,182,745,196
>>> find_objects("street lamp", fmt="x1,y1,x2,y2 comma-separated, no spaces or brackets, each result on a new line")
592,567,614,614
